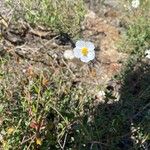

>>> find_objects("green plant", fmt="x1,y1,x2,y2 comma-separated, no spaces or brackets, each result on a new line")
7,0,86,36
119,0,150,56
121,17,150,55
0,64,93,149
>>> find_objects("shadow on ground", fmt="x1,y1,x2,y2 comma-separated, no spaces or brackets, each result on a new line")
68,58,150,150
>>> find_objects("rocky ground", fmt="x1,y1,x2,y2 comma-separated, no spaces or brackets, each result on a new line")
0,0,128,90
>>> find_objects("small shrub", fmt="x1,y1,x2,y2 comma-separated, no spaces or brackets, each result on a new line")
0,67,93,149
119,0,150,56
7,0,86,36
120,18,150,55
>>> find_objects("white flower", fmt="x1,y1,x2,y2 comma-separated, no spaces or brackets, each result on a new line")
145,49,150,59
131,0,140,8
63,50,75,59
73,40,95,63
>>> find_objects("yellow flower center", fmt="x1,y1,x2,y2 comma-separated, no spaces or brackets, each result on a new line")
81,47,88,56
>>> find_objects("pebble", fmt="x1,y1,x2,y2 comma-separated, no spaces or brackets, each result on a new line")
63,50,75,60
96,90,106,102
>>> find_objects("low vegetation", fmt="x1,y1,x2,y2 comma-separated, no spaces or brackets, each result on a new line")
0,0,150,149
6,0,85,36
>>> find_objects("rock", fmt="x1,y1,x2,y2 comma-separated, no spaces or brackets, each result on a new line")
63,50,75,60
96,90,106,103
104,0,119,8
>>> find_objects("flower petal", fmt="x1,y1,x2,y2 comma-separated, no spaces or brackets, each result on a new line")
85,41,95,51
73,48,81,58
132,0,140,8
87,51,95,60
80,56,90,63
75,40,86,48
